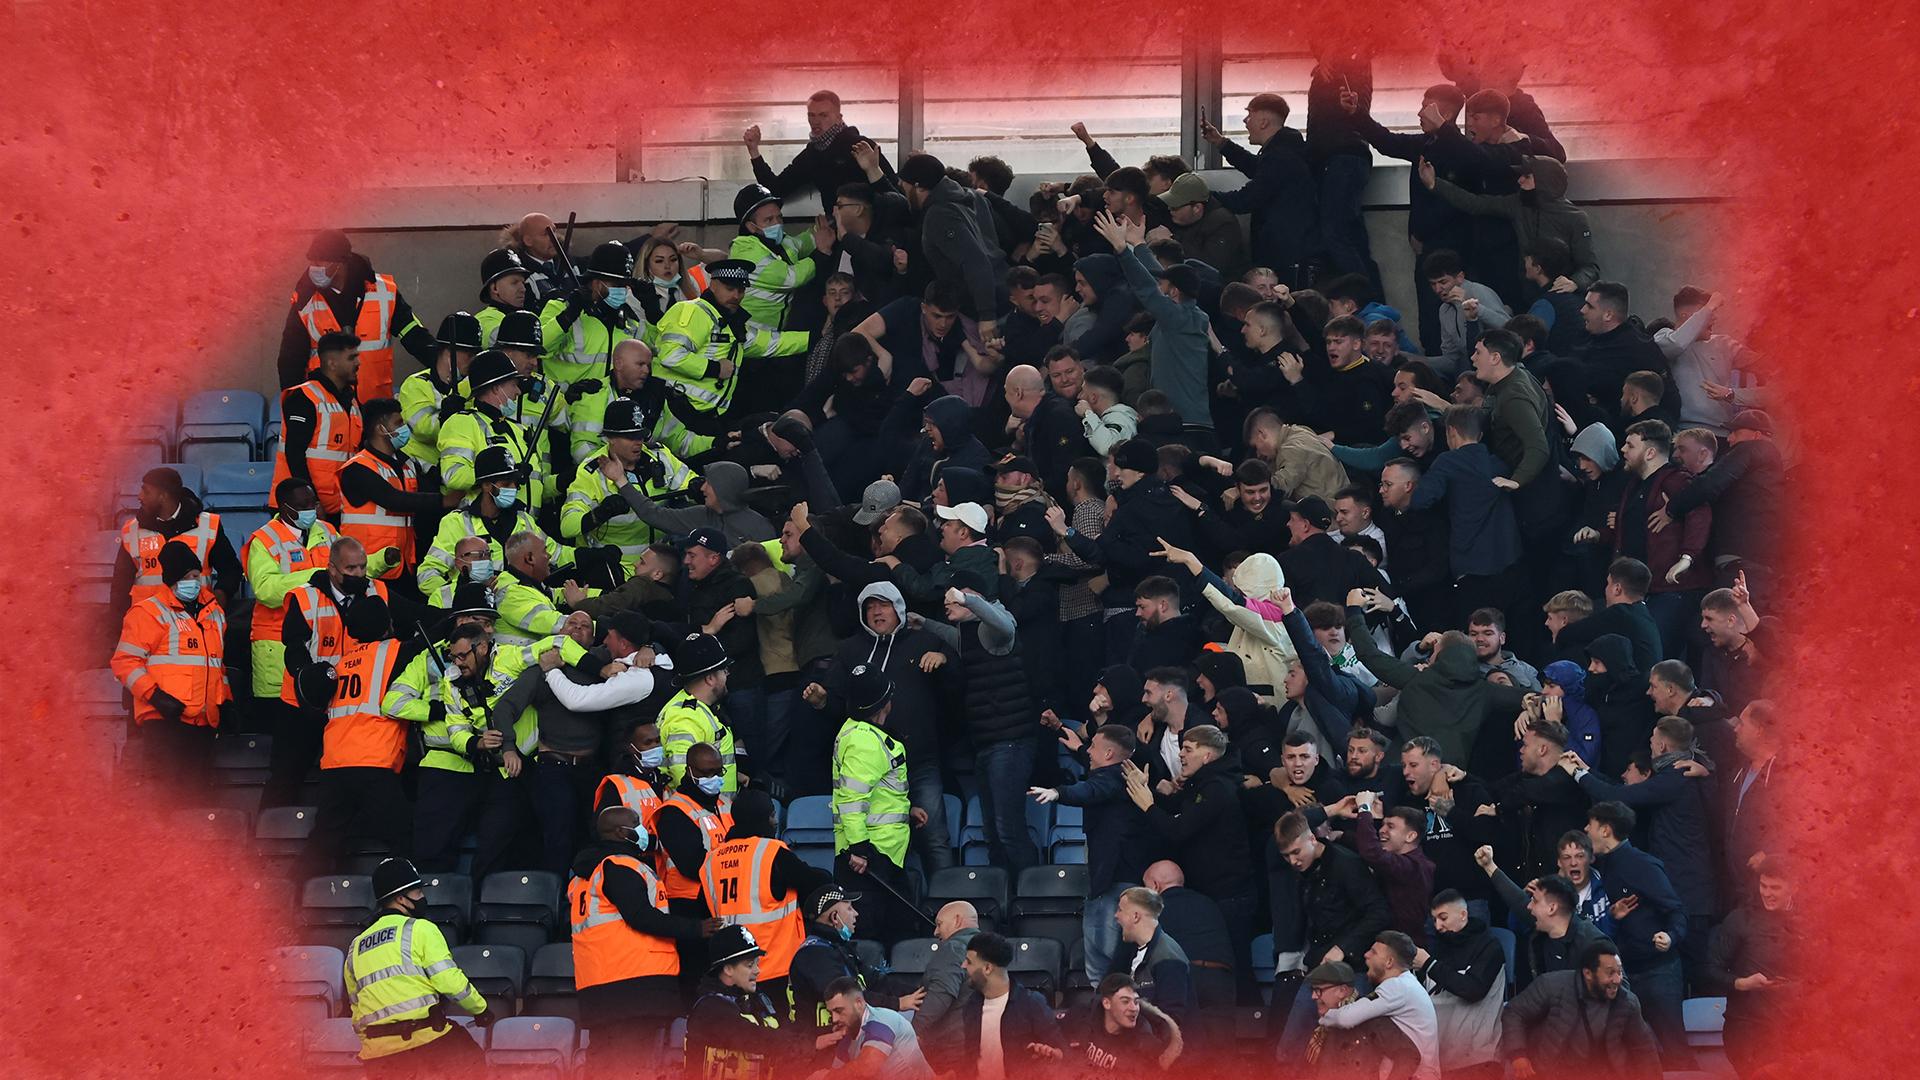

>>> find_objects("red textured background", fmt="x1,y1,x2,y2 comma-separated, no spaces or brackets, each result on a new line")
0,2,1900,1076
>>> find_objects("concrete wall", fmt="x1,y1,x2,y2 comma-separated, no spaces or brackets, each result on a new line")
223,160,1731,397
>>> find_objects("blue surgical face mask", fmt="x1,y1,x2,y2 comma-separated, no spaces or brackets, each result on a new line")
390,424,413,450
836,923,854,941
761,223,786,245
623,824,651,851
604,286,629,307
494,487,520,510
308,265,332,288
293,508,318,530
637,746,666,769
468,559,496,584
173,577,203,602
652,274,682,288
696,774,725,797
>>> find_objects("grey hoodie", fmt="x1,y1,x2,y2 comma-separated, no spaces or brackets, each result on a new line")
1569,422,1620,471
616,459,775,544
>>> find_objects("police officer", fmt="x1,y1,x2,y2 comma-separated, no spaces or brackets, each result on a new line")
728,183,834,332
417,445,577,602
650,259,809,461
569,804,720,1077
492,309,566,514
396,312,482,474
562,397,696,568
685,925,812,1080
659,632,742,791
787,885,921,1054
701,789,831,1015
343,857,495,1069
437,349,547,507
831,665,920,947
565,337,670,463
476,247,532,347
541,240,641,397
381,582,496,771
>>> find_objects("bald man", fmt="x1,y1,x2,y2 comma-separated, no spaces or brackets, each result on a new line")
1001,362,1090,501
507,212,571,306
911,901,981,1070
1140,861,1239,1022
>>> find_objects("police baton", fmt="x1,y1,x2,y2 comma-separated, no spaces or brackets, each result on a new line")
854,860,937,929
546,220,582,293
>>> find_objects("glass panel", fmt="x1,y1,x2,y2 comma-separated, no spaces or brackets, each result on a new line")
638,63,899,183
923,56,1181,178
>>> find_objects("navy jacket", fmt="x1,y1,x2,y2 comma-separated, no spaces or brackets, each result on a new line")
1051,763,1152,896
1594,840,1689,971
1212,129,1319,276
1578,763,1718,917
1407,442,1521,577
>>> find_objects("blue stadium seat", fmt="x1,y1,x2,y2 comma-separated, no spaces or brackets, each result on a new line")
1047,841,1087,865
76,530,119,580
181,389,267,442
1683,996,1727,1048
783,795,834,844
474,872,564,955
256,805,319,855
303,1016,362,1070
1251,933,1277,987
1052,803,1084,842
214,733,273,786
273,945,346,1017
793,841,836,874
223,510,272,552
203,461,276,510
1025,799,1053,857
886,937,939,997
265,395,283,464
487,1016,577,1075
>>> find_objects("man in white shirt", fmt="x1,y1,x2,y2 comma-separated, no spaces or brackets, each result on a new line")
1318,930,1442,1080
818,977,935,1080
1329,485,1390,569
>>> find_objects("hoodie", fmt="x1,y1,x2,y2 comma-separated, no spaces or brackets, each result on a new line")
1069,253,1139,365
1583,633,1655,779
1541,660,1602,767
1357,300,1420,355
1346,607,1531,769
1114,241,1213,426
917,176,1002,323
1417,916,1508,1071
1431,158,1601,289
823,581,955,763
613,458,775,545
888,392,990,503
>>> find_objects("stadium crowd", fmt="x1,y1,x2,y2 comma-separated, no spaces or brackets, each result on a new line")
110,45,1790,1080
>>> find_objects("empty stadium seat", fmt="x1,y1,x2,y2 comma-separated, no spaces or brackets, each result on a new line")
474,871,564,954
257,805,319,855
1025,800,1053,856
299,876,375,951
886,937,938,997
273,945,346,1017
172,806,252,842
1684,996,1727,1048
783,795,834,843
420,872,474,946
303,1016,362,1071
1251,933,1277,990
1012,865,1087,950
179,389,267,467
202,461,276,510
223,510,272,550
487,1016,577,1077
924,866,1010,929
1051,802,1084,841
1006,937,1064,1003
524,943,578,1020
453,944,528,1013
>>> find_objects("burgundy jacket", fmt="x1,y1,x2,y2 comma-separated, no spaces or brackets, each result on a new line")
1601,463,1713,592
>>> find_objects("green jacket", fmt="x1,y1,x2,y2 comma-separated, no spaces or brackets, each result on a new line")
831,718,911,866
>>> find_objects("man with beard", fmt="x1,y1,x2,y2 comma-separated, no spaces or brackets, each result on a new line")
1489,717,1592,887
1499,940,1661,1080
1344,726,1407,808
1315,932,1441,1080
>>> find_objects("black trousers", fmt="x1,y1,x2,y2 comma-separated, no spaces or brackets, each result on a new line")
124,718,217,796
263,699,325,808
413,766,531,882
309,766,414,875
527,753,602,876
579,976,682,1080
362,1024,484,1077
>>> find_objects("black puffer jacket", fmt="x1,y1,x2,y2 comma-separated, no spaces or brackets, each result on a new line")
1140,754,1251,901
959,618,1034,748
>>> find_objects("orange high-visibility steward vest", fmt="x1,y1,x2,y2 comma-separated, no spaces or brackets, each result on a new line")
339,448,420,579
569,854,680,989
321,637,406,771
272,379,363,515
111,594,230,726
118,512,221,607
293,272,399,399
658,791,733,902
700,836,805,979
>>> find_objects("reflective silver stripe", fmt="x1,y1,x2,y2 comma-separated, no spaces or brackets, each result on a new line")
354,994,440,1031
116,643,151,659
340,512,401,526
837,776,874,794
306,448,351,462
837,801,871,814
352,964,410,992
441,446,477,464
571,856,664,935
867,813,911,825
122,666,152,690
879,776,909,793
146,656,220,668
421,958,459,977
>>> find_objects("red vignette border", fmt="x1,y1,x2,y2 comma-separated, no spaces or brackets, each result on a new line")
0,2,1908,1076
